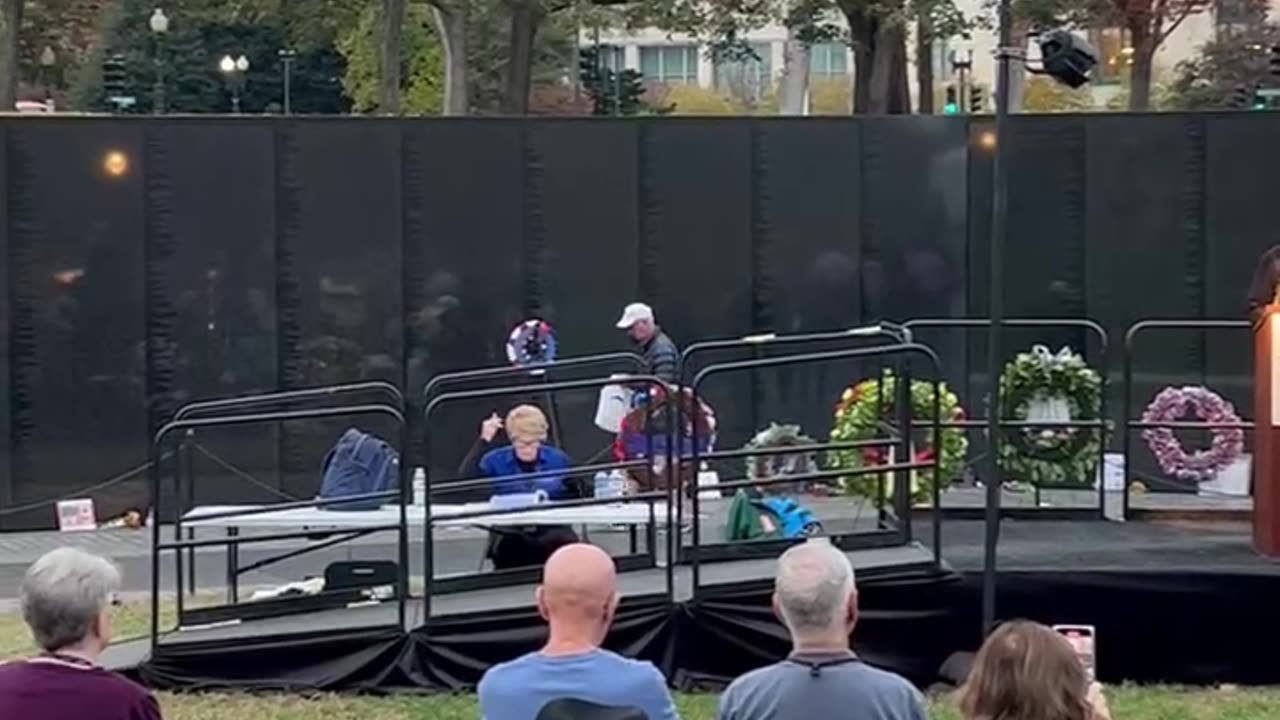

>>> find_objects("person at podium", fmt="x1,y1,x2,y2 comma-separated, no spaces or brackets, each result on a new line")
1247,245,1280,325
459,404,578,569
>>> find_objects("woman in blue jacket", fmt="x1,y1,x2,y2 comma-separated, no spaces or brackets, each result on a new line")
473,405,572,499
459,404,578,568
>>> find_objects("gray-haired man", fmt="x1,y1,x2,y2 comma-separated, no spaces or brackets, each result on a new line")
717,539,927,720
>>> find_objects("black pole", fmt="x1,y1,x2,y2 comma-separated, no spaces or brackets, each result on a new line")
153,36,166,115
983,0,1014,635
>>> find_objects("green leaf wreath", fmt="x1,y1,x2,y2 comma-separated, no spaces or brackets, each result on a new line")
998,345,1102,487
742,423,820,496
829,371,967,504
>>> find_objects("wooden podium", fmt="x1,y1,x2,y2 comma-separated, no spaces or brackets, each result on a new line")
1254,305,1280,555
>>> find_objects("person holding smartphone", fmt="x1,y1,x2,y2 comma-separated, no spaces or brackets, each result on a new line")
957,620,1111,720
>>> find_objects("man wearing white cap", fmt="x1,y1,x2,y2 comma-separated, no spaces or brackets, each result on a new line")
616,302,679,383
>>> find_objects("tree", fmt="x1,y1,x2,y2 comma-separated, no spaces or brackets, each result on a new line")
619,0,967,115
99,4,349,114
1005,0,1209,110
381,0,406,112
0,0,23,110
1165,1,1273,109
426,0,470,114
340,3,442,113
1108,0,1208,109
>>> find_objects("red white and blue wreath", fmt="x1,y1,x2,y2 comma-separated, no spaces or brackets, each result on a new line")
506,319,558,367
1141,385,1244,482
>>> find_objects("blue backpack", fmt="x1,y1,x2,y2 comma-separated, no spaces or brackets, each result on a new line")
319,428,400,511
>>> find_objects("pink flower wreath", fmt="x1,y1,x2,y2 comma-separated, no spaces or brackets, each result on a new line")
1141,386,1244,482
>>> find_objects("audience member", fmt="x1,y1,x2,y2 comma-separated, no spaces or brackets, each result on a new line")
958,620,1111,720
478,544,678,720
717,539,926,720
0,547,162,720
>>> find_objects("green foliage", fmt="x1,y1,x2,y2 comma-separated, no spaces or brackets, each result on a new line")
623,0,967,114
1022,75,1094,112
1167,23,1280,110
98,2,349,114
660,84,740,114
337,2,442,114
465,0,580,114
810,76,852,114
1102,75,1174,111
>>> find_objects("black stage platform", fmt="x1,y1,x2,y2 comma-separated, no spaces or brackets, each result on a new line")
104,517,1280,692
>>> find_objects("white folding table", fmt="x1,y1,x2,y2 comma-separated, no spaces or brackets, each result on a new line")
181,500,674,601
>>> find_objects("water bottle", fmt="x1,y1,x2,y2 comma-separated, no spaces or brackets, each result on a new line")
412,467,426,506
593,471,613,499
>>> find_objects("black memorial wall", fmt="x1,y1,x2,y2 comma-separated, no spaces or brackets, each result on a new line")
0,113,1272,529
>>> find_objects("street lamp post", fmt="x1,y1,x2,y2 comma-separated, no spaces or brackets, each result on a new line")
149,8,170,114
39,46,55,108
278,48,296,114
219,54,249,114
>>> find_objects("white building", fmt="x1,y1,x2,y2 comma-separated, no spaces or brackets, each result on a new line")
583,0,1264,111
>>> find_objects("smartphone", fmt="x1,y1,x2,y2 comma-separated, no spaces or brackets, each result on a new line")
1053,624,1096,681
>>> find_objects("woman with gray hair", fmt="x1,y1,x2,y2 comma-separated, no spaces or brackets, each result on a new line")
0,547,161,719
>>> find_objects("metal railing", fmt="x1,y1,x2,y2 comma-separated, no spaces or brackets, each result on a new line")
149,403,408,651
422,374,673,615
168,382,408,599
683,342,946,595
903,318,1111,518
1121,319,1254,519
423,353,646,448
678,322,913,383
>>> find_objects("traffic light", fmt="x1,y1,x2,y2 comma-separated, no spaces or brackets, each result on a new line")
103,54,126,96
943,86,958,114
1232,84,1252,109
100,52,133,111
1254,82,1268,110
970,85,985,113
615,69,646,116
1270,45,1280,77
579,47,646,116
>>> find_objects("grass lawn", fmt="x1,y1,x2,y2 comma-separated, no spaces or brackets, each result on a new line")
3,600,1280,718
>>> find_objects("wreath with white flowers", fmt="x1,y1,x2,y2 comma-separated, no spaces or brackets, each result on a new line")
743,423,820,496
1141,385,1244,482
506,319,557,367
997,345,1101,487
829,371,967,503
